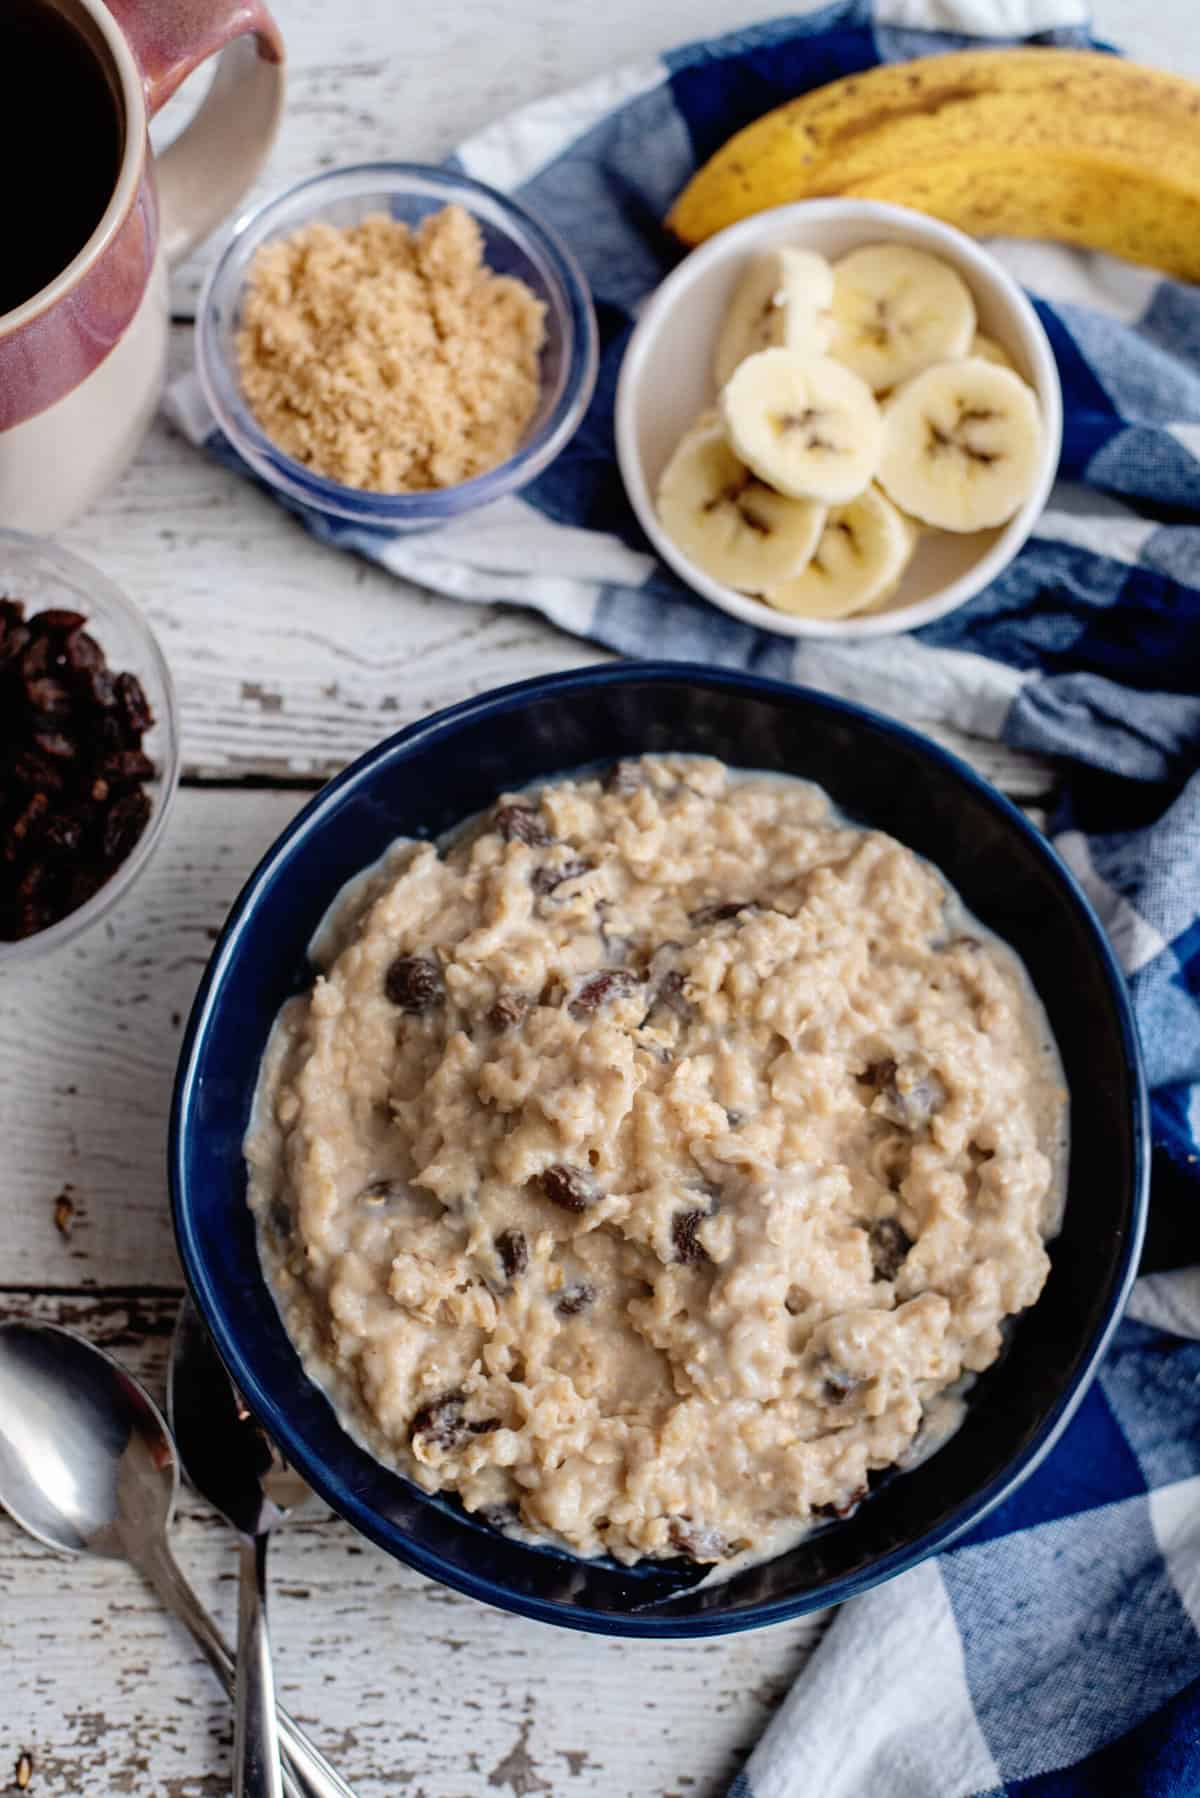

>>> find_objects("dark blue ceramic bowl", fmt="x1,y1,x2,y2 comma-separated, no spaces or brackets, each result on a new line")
171,663,1148,1637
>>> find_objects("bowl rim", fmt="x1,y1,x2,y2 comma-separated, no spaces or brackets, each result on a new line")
615,199,1064,641
195,160,600,526
0,528,181,967
170,660,1147,1637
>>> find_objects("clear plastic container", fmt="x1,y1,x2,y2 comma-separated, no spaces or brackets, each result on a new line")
0,530,181,966
196,162,599,529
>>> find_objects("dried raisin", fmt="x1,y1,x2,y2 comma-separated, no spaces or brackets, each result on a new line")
410,1393,468,1452
384,955,444,1012
114,671,153,737
868,1216,912,1282
555,1280,596,1317
493,802,551,847
495,1228,528,1282
62,627,105,678
487,991,530,1032
410,1393,499,1454
100,749,156,786
822,1364,861,1405
535,1164,599,1213
671,1208,711,1266
35,609,87,637
861,1057,898,1092
568,967,640,1018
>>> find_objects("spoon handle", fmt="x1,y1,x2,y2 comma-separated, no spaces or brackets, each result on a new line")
235,1534,284,1798
137,1536,357,1798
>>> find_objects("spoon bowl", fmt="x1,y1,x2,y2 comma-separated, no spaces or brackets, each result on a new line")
0,1319,176,1559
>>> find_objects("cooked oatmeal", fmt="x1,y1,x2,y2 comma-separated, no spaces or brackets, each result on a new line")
245,755,1067,1567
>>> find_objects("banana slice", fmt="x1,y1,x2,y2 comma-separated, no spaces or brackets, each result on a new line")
829,244,976,393
713,248,835,389
719,348,882,505
763,485,916,619
878,358,1043,533
971,332,1016,371
656,417,827,591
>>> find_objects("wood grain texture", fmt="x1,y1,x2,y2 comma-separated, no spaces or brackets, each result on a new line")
0,1294,828,1798
2,788,304,1289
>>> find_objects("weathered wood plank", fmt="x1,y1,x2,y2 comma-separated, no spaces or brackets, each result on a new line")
1,788,305,1290
0,1293,828,1798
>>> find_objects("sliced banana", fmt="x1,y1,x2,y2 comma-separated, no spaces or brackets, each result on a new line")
719,348,882,505
971,331,1016,371
763,485,916,619
878,358,1043,533
656,417,827,591
713,248,835,389
829,244,976,393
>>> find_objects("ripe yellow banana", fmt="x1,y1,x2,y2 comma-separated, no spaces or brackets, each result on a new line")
666,48,1200,279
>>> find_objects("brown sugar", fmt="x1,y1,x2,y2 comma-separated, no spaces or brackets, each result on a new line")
236,205,547,493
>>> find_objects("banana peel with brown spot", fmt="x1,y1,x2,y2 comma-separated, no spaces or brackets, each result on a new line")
666,47,1200,280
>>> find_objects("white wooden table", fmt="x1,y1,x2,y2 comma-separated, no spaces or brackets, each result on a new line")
2,1,1189,1791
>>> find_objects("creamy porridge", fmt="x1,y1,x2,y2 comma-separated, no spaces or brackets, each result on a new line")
245,755,1067,1567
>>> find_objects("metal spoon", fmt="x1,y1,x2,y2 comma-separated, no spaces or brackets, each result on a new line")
168,1301,314,1798
0,1320,353,1798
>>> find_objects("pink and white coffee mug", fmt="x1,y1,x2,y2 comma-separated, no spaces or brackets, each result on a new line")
0,0,285,531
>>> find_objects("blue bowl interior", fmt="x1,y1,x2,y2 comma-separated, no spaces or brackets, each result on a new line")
172,665,1147,1636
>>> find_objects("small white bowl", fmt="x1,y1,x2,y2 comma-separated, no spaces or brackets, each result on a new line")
615,200,1062,640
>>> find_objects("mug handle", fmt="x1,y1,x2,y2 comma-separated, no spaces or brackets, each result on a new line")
105,0,286,266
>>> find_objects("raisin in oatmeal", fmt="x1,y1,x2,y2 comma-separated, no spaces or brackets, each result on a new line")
246,755,1067,1567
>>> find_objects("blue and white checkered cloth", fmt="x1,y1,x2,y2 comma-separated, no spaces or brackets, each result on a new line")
170,1,1200,1788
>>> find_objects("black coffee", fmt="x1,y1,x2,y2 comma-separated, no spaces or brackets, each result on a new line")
1,0,124,317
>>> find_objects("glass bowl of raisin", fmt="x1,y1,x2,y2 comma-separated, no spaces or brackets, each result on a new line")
0,531,180,964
